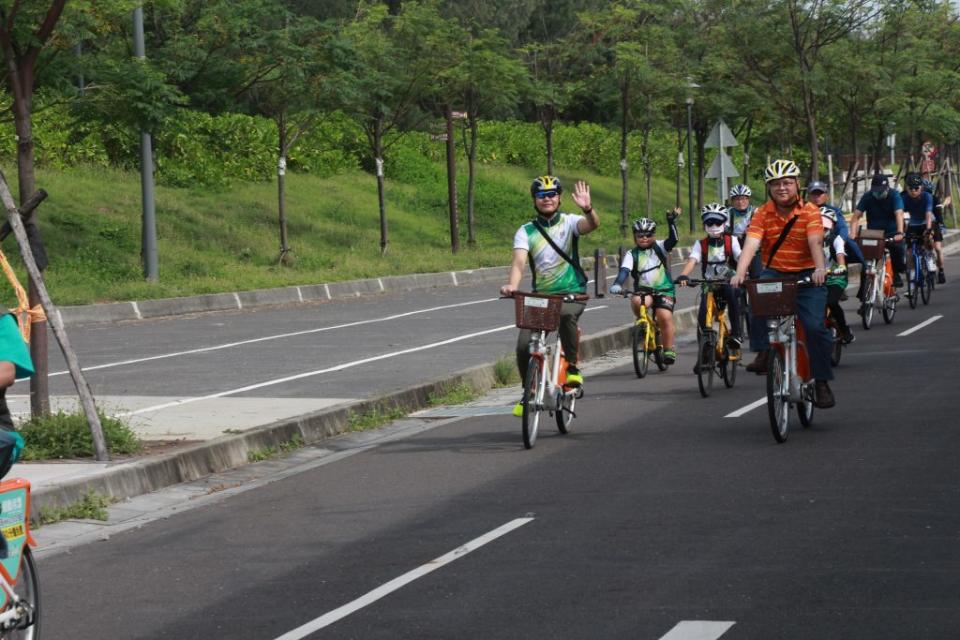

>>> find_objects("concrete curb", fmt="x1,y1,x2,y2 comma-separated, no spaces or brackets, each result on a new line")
32,303,700,515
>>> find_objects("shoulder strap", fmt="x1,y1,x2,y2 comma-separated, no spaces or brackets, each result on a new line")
699,238,708,278
765,214,800,270
652,242,671,279
532,218,588,285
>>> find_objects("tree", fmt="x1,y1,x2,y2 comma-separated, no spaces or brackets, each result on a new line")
331,1,456,255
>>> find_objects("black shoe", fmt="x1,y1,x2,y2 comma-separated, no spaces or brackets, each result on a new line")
893,274,903,288
842,329,855,344
814,380,835,409
839,292,848,302
727,336,743,349
938,270,946,284
745,351,768,374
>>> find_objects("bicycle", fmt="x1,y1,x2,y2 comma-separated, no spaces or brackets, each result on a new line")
745,276,818,443
856,232,898,329
826,304,844,367
685,277,740,397
618,286,667,378
0,477,39,638
508,291,588,449
904,230,935,308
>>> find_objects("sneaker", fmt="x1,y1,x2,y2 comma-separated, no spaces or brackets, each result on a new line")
745,351,769,374
727,336,743,349
512,401,523,417
938,270,946,284
565,366,584,387
842,329,855,344
839,292,848,302
814,380,835,409
893,274,903,288
663,349,677,365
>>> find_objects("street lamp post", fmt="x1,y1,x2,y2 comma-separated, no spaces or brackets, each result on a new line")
686,96,695,233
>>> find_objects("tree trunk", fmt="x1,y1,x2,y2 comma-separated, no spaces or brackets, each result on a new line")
466,115,478,246
803,82,819,179
675,128,682,208
643,127,652,217
374,119,387,255
444,105,459,254
619,80,629,238
277,113,291,265
545,119,554,175
742,117,753,180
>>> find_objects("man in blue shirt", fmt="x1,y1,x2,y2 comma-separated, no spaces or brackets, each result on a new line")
850,173,906,289
902,172,934,233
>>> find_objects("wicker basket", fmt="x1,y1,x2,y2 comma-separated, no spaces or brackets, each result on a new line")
857,229,886,261
513,293,563,331
746,278,798,316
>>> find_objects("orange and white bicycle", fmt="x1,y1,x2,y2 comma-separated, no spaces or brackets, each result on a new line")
507,291,588,449
0,476,39,638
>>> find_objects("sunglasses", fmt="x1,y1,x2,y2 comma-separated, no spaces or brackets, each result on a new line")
634,232,655,238
907,185,922,191
534,190,559,199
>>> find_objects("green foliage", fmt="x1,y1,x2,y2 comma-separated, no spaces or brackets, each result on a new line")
36,490,117,526
427,383,480,406
246,435,304,462
19,410,141,460
346,407,407,432
494,355,520,387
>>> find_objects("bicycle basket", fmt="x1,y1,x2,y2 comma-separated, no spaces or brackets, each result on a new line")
513,293,563,331
857,229,886,261
746,278,797,316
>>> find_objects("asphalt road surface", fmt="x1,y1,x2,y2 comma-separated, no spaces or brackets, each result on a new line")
37,255,960,639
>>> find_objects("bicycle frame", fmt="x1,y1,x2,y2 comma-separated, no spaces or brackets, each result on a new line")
0,477,37,631
635,303,657,352
526,328,568,413
766,315,811,403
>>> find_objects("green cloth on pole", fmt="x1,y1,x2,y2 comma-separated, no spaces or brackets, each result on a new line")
0,313,33,379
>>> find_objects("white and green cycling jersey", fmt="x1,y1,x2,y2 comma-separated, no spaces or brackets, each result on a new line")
621,243,675,295
513,213,587,295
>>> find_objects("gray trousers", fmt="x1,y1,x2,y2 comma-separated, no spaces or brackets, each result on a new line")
516,300,586,385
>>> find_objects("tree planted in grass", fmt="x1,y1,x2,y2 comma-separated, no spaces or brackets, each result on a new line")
18,410,140,460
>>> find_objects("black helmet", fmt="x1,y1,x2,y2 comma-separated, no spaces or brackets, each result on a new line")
905,173,923,189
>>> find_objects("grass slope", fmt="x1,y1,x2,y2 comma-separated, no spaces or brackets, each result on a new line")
4,162,700,305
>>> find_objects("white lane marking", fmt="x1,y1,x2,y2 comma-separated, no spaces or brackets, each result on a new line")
897,314,943,337
119,322,517,415
32,298,501,381
725,396,766,418
658,620,736,640
272,518,535,639
124,306,609,416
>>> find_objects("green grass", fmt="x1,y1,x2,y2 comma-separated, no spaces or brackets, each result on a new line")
19,410,141,460
493,355,520,387
346,407,407,432
0,161,702,306
246,435,304,462
35,490,117,526
427,383,480,406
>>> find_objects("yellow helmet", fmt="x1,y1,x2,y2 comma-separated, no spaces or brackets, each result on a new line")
530,175,563,196
764,159,801,183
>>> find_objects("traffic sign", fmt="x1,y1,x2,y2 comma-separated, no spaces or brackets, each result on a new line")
705,151,739,179
704,120,738,149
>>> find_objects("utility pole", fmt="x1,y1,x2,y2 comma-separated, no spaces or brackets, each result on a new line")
133,6,158,282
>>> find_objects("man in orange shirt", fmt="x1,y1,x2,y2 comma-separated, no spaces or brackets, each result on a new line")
731,159,835,408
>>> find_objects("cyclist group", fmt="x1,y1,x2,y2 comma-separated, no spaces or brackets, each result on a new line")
501,159,950,418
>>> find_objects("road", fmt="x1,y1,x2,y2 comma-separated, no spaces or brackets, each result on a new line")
35,254,960,639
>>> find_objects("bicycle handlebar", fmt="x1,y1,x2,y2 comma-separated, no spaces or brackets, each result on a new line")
501,291,589,303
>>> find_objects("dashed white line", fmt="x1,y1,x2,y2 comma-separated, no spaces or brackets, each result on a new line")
658,620,735,640
272,517,535,639
725,396,766,418
897,314,943,337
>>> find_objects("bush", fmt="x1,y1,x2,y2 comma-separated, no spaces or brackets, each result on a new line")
19,410,142,460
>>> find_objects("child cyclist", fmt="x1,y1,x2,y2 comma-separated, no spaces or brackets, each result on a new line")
675,203,744,369
820,207,854,345
609,210,680,364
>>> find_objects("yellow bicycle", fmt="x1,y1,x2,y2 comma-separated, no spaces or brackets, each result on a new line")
621,286,667,378
687,277,741,397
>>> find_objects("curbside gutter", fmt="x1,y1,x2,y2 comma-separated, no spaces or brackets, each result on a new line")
32,303,700,515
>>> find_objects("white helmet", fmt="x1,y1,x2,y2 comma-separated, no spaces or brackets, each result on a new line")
764,159,801,183
700,202,729,225
820,206,837,229
729,184,752,198
632,217,656,234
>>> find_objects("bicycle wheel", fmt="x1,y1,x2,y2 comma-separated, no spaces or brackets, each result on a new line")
860,275,875,330
1,546,40,640
654,327,667,371
521,360,542,449
829,321,842,367
720,340,737,388
921,264,932,305
631,323,650,378
907,266,918,309
555,389,575,434
797,383,815,428
766,350,789,443
882,290,897,324
696,333,715,398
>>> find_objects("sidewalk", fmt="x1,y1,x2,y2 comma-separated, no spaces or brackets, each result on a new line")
19,229,960,517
